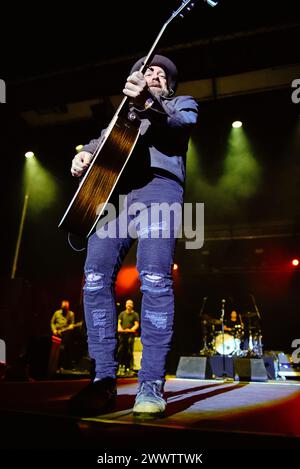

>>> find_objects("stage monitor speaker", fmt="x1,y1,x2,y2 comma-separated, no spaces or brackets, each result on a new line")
209,355,234,378
176,356,212,379
234,358,268,382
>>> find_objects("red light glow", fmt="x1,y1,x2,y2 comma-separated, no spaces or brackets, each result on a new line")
116,266,139,294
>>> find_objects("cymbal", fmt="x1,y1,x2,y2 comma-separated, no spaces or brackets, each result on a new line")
200,314,211,321
210,318,222,325
241,311,257,318
200,315,222,325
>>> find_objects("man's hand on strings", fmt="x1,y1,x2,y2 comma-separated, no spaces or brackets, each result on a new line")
123,71,149,107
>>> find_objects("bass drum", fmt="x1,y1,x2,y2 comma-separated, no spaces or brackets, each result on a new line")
215,332,235,355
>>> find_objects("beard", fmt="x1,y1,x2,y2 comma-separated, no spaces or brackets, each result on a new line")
149,86,170,99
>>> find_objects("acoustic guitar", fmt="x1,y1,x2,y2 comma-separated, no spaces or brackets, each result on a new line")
58,0,218,238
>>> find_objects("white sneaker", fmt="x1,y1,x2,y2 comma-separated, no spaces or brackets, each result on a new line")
133,380,166,418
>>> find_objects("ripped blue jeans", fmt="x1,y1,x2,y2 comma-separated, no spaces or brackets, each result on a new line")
83,174,183,382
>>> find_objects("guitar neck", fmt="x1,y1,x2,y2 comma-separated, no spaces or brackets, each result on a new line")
97,0,207,142
58,321,83,334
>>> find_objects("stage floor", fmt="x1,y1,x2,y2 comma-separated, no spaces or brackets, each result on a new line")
1,377,300,451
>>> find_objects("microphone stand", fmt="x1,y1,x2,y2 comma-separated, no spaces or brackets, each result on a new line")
250,293,263,357
250,293,261,321
199,297,208,354
220,299,227,378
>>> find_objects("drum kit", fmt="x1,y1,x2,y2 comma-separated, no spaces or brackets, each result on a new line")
200,311,263,358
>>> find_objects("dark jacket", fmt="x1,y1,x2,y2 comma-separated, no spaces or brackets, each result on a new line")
82,94,198,183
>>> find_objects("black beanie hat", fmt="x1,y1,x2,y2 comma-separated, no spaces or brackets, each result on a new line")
130,54,178,93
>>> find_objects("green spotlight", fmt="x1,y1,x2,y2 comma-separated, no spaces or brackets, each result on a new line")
23,154,58,216
220,126,261,201
186,139,205,200
75,144,83,152
232,121,243,128
25,151,35,158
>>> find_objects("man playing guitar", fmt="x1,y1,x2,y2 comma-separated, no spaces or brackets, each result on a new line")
51,300,75,336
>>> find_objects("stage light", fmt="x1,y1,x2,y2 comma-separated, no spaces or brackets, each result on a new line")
23,152,58,216
232,121,243,128
76,144,83,152
116,266,139,293
291,259,299,267
173,263,178,271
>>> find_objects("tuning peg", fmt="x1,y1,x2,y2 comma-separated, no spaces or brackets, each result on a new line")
179,1,195,18
206,0,219,7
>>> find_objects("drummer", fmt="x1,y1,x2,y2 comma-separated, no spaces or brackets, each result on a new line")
224,310,243,334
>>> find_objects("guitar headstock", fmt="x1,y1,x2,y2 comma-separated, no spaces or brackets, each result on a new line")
138,0,220,76
172,0,219,23
177,1,196,20
206,0,219,7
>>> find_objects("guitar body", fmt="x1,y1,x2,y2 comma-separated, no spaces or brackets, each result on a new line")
59,111,140,238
